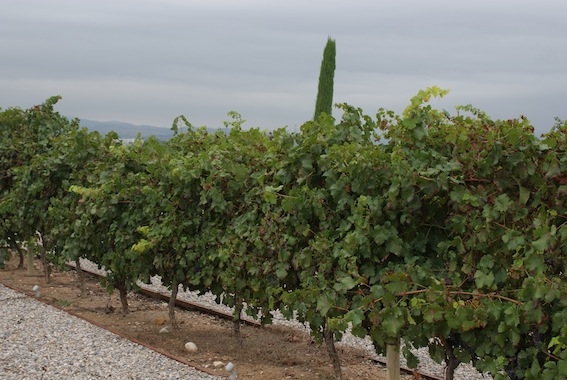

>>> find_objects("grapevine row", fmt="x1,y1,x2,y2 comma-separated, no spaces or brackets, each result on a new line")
1,90,566,379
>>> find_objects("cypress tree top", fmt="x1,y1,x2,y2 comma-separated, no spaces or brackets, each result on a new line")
314,37,336,121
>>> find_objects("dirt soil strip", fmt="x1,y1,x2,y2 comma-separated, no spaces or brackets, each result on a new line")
74,265,442,380
0,258,422,379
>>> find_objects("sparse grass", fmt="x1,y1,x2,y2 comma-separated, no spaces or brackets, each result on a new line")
53,298,74,307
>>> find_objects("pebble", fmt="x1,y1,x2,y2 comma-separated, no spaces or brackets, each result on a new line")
185,341,198,352
153,316,167,325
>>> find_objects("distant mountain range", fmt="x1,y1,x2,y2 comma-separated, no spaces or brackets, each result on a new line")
78,119,175,140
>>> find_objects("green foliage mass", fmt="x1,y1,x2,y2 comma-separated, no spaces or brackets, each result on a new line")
1,92,567,379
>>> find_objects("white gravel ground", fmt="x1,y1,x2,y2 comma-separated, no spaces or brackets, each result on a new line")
0,283,221,380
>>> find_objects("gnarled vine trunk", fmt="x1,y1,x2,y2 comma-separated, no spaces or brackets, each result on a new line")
168,280,179,329
9,239,25,269
75,256,86,296
116,280,129,314
444,337,460,380
323,319,343,380
233,300,244,346
39,245,51,284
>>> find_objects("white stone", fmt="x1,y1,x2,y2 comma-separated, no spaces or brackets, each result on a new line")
159,327,170,334
184,342,198,352
213,361,224,368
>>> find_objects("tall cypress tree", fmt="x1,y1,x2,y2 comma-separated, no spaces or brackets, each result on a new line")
313,37,336,121
313,37,343,379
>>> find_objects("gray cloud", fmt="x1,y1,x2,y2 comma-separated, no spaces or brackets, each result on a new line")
1,0,566,135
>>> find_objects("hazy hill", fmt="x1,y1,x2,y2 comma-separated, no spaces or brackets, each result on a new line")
78,119,229,141
78,119,175,140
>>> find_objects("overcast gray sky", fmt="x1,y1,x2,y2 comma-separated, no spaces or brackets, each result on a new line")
1,0,566,135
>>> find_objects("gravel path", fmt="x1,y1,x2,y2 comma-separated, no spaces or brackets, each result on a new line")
0,283,221,380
